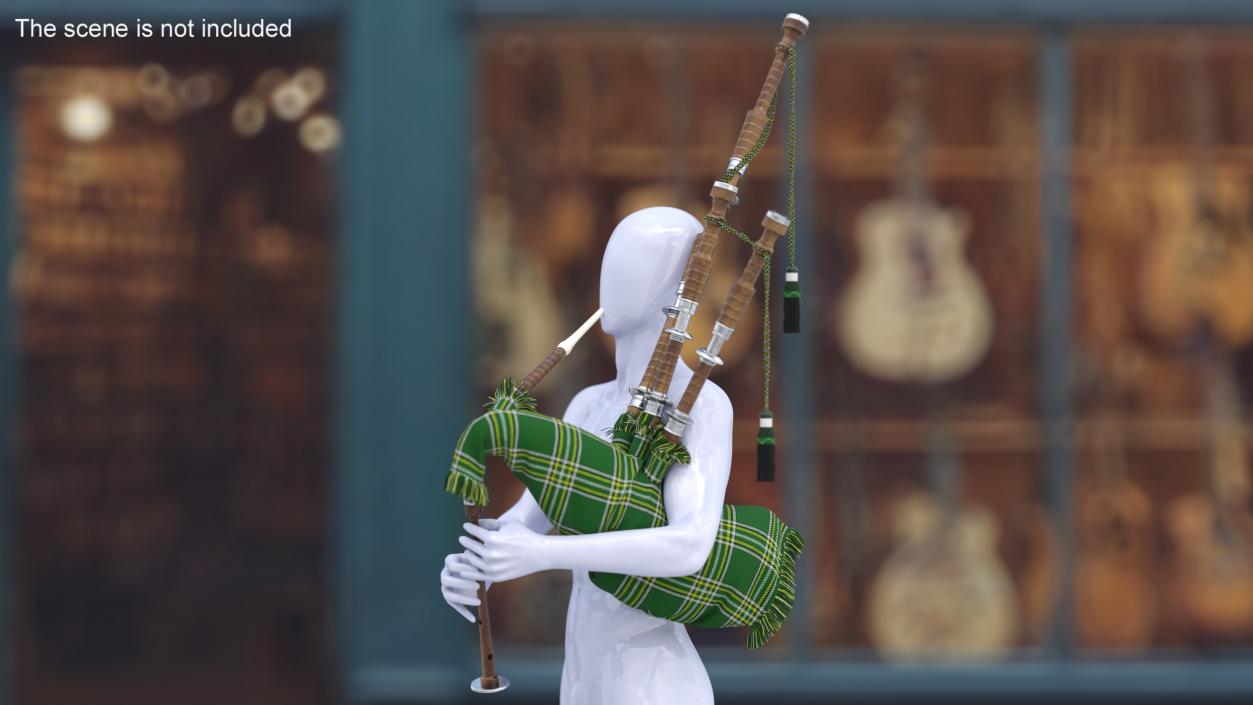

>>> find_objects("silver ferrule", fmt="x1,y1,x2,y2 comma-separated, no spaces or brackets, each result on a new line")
697,349,723,367
663,409,692,439
629,387,649,411
727,157,746,178
660,280,685,315
664,297,698,343
765,209,790,228
642,389,671,417
632,386,671,417
785,12,810,30
696,321,734,368
712,180,740,207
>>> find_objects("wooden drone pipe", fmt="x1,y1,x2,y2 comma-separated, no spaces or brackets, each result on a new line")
633,13,808,418
729,13,809,185
664,211,790,443
639,180,739,401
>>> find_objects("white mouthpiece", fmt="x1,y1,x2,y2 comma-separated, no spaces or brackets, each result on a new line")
558,308,605,354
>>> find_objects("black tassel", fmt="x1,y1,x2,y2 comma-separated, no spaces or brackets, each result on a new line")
756,411,776,482
783,266,800,334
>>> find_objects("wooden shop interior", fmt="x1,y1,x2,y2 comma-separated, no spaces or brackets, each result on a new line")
4,1,1253,704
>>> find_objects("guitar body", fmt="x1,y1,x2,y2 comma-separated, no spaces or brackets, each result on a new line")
1139,165,1253,347
1167,351,1253,638
1074,480,1157,649
838,198,993,384
868,492,1018,661
1168,495,1253,637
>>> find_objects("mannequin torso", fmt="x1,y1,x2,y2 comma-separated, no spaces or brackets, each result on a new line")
553,370,723,705
442,207,732,704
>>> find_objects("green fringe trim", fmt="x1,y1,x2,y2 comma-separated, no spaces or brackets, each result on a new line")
640,436,691,484
444,469,489,507
628,421,662,460
486,378,537,413
746,527,805,649
611,412,637,451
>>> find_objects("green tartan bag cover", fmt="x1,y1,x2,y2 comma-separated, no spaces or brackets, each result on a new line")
445,381,804,648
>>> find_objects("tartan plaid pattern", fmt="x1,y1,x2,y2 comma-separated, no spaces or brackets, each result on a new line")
446,403,804,648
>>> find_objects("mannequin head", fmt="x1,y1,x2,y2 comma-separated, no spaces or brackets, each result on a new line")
599,207,700,337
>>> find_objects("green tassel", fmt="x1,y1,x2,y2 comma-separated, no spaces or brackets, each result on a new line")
783,267,800,334
628,417,669,462
486,378,537,412
628,426,653,460
631,423,671,469
746,527,804,648
444,470,489,507
611,412,637,451
756,411,776,482
640,437,691,484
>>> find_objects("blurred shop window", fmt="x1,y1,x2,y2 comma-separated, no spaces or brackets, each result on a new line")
805,34,1048,659
474,22,1253,666
1071,33,1253,655
474,25,1049,658
11,34,337,705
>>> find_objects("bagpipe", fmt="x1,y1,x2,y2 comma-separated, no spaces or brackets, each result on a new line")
444,12,810,692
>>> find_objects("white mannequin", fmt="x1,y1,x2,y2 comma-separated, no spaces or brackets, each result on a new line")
440,206,733,705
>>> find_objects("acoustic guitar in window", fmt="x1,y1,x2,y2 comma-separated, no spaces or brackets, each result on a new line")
835,54,993,384
868,419,1018,661
1167,346,1253,640
1139,39,1253,348
1074,346,1158,651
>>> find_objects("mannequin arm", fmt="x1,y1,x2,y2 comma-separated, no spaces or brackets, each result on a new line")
460,384,734,582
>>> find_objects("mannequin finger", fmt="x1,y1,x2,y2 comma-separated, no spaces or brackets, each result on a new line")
463,522,493,540
444,553,467,572
442,571,478,592
458,535,488,558
450,556,491,583
460,549,489,573
448,552,477,571
440,566,475,594
448,561,490,587
462,571,491,585
449,600,476,623
477,518,502,530
442,587,481,607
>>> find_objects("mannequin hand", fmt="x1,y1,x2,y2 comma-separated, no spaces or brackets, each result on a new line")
459,519,552,584
441,551,490,624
